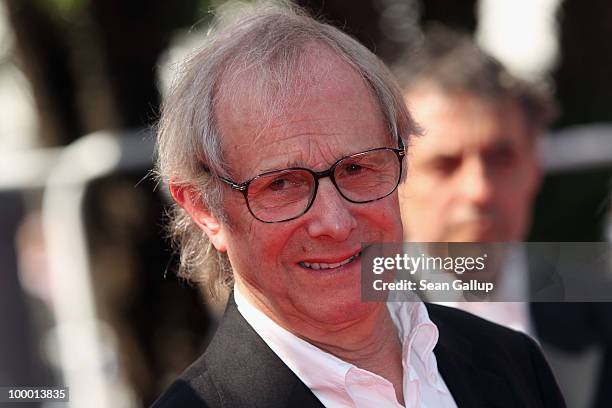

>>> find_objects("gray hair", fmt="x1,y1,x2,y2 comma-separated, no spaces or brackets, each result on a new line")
392,27,557,131
156,0,417,302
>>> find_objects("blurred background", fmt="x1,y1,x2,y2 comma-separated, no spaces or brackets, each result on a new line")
0,0,611,407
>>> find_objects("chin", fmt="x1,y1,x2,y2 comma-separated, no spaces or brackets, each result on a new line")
303,294,379,326
461,233,498,242
446,224,501,242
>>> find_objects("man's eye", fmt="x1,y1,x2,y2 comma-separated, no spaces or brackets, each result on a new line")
345,163,364,174
430,157,460,175
268,178,291,191
488,148,517,167
266,177,308,192
339,161,376,177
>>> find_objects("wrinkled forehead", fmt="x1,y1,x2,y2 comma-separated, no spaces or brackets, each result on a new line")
213,43,384,142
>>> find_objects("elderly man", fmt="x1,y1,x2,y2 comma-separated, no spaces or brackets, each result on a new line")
153,3,564,407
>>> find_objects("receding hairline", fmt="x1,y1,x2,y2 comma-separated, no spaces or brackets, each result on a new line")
213,41,396,155
403,78,547,135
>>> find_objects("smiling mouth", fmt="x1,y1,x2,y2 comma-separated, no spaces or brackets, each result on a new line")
299,252,361,271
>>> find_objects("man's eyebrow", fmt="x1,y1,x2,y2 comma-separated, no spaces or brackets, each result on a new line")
496,138,517,147
484,138,518,152
285,157,307,168
281,151,355,169
256,158,305,174
256,149,372,174
430,152,461,160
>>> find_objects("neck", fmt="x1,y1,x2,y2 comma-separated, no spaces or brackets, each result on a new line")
236,279,405,404
306,303,399,363
236,278,399,355
309,305,406,405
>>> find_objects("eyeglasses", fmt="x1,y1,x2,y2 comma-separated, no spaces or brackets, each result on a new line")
219,141,406,223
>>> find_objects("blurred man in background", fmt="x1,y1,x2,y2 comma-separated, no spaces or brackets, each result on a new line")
394,29,612,408
394,28,554,333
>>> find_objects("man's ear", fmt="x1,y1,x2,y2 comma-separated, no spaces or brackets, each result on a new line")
170,183,228,253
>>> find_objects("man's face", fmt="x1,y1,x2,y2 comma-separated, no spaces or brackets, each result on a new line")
399,87,541,242
213,52,404,331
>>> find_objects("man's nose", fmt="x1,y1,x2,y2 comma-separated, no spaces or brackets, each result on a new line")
460,158,494,206
305,178,357,241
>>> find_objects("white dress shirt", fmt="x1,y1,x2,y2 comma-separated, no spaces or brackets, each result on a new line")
234,285,458,408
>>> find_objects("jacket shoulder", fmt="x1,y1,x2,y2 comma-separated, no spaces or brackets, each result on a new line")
152,294,324,408
151,359,221,408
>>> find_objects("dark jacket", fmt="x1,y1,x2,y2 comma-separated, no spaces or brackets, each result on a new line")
153,295,565,408
532,302,612,408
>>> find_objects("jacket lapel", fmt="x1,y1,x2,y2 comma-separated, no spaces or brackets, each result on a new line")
434,340,481,407
430,305,516,408
205,293,325,408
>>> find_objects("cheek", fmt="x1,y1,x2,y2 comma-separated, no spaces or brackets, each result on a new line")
499,165,539,211
404,167,435,195
501,192,532,221
259,233,293,265
408,188,450,218
364,197,404,240
225,225,296,293
400,188,442,232
230,216,301,270
402,172,453,212
223,203,274,266
231,224,289,262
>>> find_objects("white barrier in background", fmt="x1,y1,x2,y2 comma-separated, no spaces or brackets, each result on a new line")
540,124,612,173
2,130,154,408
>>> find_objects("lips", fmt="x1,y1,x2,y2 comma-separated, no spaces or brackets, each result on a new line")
299,251,361,271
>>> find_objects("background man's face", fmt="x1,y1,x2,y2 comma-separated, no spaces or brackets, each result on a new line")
399,87,541,242
213,50,404,330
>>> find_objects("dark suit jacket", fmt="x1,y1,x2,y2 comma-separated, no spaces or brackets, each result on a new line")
526,244,612,407
153,296,565,407
531,302,612,408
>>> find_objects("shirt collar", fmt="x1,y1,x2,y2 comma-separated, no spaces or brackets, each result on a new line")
234,285,446,396
234,285,352,396
387,301,444,391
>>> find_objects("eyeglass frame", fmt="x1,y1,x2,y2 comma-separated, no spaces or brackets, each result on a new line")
218,137,406,223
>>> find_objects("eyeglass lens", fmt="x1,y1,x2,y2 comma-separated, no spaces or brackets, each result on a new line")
246,149,400,222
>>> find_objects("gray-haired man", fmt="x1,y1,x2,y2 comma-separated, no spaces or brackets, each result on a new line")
153,2,564,407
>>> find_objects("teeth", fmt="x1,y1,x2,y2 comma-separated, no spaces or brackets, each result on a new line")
300,252,360,270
